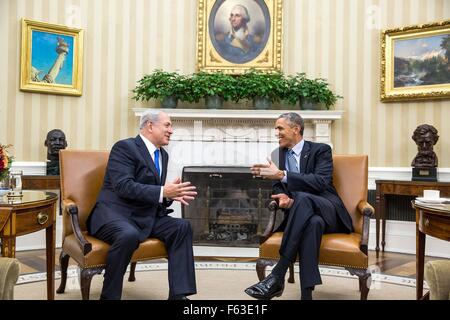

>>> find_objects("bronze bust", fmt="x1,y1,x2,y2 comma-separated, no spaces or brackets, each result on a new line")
411,124,439,168
44,129,67,175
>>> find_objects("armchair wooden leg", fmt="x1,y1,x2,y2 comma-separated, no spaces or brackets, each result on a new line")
288,263,295,283
56,251,70,294
346,268,371,300
80,267,103,300
256,258,278,281
128,262,137,282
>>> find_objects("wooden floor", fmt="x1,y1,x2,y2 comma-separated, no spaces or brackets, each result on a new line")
12,248,449,278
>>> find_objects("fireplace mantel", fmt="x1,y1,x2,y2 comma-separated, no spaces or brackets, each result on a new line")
133,108,344,120
133,108,344,145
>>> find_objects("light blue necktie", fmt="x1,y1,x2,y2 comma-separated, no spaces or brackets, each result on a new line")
154,149,161,177
287,149,299,173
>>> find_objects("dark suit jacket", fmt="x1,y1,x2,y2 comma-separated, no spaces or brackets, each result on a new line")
272,140,353,233
87,135,173,241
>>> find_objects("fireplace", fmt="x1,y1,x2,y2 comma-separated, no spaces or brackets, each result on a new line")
182,166,276,247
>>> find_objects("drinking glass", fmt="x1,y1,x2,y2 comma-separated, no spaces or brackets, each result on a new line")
8,171,23,196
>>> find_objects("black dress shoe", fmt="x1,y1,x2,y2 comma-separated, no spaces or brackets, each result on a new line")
244,274,284,300
168,295,190,300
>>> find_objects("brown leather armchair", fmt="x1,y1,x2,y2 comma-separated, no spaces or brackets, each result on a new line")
257,155,374,300
57,150,167,300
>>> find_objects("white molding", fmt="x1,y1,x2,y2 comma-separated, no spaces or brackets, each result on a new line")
132,108,345,120
11,161,46,175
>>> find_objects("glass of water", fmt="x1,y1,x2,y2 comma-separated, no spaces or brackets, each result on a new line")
8,171,23,197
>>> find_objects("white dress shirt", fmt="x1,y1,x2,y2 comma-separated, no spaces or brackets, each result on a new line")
139,134,164,203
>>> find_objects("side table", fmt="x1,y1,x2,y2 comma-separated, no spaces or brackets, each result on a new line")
0,191,58,300
375,180,450,258
412,201,450,300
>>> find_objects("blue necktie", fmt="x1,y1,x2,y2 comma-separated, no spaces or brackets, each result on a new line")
154,149,161,177
287,149,299,173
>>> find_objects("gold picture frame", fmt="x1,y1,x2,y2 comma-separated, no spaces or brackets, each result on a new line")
20,19,84,96
380,19,450,102
196,0,282,74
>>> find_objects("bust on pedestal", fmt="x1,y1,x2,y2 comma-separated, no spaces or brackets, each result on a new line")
411,124,439,182
45,129,67,175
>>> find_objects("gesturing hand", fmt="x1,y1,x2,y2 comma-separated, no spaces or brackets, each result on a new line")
251,158,284,180
163,177,197,204
271,193,294,209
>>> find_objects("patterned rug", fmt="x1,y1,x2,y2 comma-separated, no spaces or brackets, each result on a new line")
14,262,421,300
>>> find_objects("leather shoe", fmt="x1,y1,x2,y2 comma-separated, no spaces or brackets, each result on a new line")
168,294,190,300
245,274,284,300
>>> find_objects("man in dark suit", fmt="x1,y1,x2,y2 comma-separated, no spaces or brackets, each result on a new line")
87,110,198,300
245,112,353,300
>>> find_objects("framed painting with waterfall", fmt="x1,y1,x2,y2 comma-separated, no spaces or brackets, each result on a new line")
196,0,282,74
381,19,450,102
20,19,84,96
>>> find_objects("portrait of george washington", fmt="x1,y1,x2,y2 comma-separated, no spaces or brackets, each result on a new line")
209,0,270,64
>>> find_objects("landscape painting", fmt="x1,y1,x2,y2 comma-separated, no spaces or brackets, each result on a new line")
380,20,450,102
393,34,450,88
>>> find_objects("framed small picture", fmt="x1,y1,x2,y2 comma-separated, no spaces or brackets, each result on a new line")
20,19,84,96
197,0,282,74
380,19,450,102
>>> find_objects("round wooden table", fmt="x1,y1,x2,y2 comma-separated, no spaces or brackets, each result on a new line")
413,201,450,300
0,190,58,300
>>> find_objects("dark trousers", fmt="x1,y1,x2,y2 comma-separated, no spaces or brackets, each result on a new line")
94,216,197,300
280,192,347,290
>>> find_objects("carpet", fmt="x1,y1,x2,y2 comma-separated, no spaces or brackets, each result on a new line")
14,262,418,300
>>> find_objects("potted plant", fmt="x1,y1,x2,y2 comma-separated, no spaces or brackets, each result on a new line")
132,69,188,108
188,71,237,108
286,73,342,110
237,69,287,110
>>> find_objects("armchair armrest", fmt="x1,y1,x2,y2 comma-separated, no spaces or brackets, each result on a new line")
63,199,92,255
357,200,374,254
260,200,280,244
357,200,374,218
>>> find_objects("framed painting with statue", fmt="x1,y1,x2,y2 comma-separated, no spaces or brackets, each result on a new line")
20,19,84,96
197,0,282,74
381,19,450,102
